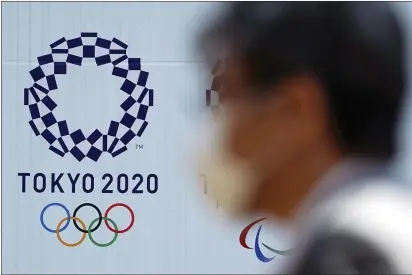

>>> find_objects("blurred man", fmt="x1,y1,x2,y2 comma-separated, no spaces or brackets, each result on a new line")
198,2,412,274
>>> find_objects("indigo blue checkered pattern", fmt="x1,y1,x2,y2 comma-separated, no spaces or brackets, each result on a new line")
24,32,154,162
206,60,222,109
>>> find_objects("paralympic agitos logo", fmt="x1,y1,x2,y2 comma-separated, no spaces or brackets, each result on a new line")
40,202,134,247
240,218,293,263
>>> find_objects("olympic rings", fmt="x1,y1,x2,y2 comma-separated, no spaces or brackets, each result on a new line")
40,202,134,247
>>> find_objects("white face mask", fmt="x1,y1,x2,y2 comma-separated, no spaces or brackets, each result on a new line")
197,111,259,218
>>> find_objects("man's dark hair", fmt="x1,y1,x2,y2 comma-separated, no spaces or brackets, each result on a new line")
200,2,406,159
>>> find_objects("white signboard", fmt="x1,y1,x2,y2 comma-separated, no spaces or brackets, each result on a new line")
2,2,293,274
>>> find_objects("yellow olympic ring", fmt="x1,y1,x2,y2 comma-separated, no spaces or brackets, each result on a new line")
56,217,87,247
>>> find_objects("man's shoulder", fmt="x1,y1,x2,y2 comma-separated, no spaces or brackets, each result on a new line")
295,179,412,274
325,178,412,241
293,230,395,274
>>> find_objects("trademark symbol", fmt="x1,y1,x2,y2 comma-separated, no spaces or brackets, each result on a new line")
136,144,144,150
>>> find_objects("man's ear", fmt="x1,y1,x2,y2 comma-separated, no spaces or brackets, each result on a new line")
267,75,329,141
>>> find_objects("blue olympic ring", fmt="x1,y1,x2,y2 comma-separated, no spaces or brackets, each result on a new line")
40,202,71,233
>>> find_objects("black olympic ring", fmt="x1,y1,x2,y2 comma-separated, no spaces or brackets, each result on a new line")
73,203,102,233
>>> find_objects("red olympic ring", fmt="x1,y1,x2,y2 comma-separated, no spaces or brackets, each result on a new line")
104,203,135,233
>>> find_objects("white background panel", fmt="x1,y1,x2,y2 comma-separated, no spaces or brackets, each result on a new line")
2,2,276,274
7,2,412,274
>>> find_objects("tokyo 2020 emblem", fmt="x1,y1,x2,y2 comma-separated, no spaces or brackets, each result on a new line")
24,32,154,162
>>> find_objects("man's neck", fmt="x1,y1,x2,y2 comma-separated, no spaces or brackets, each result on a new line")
253,140,341,219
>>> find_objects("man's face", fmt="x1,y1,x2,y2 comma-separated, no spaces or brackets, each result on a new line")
214,58,333,215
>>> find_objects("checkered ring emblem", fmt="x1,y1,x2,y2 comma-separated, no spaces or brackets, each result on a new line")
24,32,154,162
